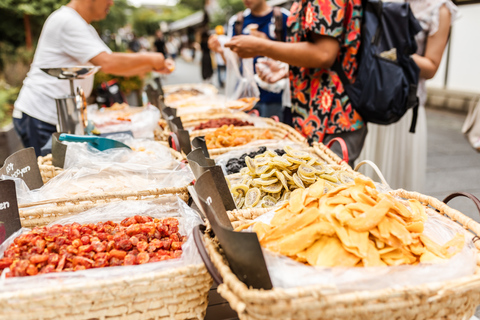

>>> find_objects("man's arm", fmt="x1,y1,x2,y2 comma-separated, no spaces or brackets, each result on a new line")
225,33,340,69
90,52,174,76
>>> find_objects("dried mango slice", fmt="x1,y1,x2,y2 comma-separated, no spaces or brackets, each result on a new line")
306,236,361,267
346,197,393,232
252,222,274,241
262,207,320,242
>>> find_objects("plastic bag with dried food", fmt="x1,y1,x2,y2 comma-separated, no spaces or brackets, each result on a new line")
0,197,203,292
243,195,476,293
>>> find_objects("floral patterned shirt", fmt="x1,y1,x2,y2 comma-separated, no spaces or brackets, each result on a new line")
287,0,364,143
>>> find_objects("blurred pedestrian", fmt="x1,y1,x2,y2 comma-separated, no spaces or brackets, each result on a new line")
200,29,213,82
166,36,179,60
128,33,141,52
358,0,457,192
13,0,174,156
208,0,289,121
154,30,167,56
213,25,227,88
225,0,366,166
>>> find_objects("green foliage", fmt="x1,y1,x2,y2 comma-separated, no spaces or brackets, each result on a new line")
93,0,132,35
158,5,195,23
178,0,204,12
0,0,67,16
0,81,19,127
217,0,245,20
132,7,161,36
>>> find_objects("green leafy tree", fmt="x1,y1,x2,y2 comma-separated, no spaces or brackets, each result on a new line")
211,0,244,27
132,7,161,36
93,0,132,36
158,5,195,24
178,0,204,12
0,0,68,49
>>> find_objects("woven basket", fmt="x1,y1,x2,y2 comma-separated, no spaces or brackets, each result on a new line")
202,191,480,320
0,263,211,320
313,142,353,172
19,187,190,228
190,125,307,159
37,147,185,184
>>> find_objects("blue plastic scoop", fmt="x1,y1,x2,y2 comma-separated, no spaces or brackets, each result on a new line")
59,134,131,151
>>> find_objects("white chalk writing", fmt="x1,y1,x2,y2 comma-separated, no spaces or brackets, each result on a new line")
9,166,31,179
0,202,9,210
5,163,14,174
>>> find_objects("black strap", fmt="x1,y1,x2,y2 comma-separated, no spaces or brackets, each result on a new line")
332,60,350,87
273,6,283,41
234,11,244,36
408,84,419,133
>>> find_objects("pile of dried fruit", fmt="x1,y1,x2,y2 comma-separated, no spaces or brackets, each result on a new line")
228,146,354,209
205,125,273,149
226,147,286,175
193,118,254,130
0,216,185,277
244,178,464,267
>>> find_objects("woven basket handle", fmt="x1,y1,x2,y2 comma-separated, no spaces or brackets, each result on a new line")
193,224,224,285
325,137,349,164
354,160,390,188
443,192,480,214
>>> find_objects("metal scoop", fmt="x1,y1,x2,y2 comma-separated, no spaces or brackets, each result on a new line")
59,134,131,151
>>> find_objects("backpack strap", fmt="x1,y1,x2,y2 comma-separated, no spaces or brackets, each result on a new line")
408,85,419,133
273,6,284,41
234,11,244,36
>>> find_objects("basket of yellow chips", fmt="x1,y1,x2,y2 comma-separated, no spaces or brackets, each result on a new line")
200,178,480,320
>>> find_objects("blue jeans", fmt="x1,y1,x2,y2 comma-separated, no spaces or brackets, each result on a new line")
254,102,284,122
13,112,57,157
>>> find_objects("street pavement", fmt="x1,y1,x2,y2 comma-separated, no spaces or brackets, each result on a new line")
164,57,480,222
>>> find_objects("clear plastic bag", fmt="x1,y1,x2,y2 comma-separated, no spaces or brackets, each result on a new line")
254,57,289,94
0,197,203,293
224,48,260,105
87,104,161,139
246,203,477,293
63,138,178,170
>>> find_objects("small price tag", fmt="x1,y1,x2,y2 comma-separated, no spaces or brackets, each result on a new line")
0,180,21,243
0,147,43,190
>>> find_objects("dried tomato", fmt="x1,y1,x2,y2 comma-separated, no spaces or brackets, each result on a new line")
56,254,66,271
80,235,90,245
109,249,127,260
120,217,136,227
129,236,139,246
30,254,49,264
48,253,59,266
126,224,141,236
136,241,148,252
92,241,106,253
78,244,94,254
115,239,132,251
26,264,38,276
124,254,136,266
0,258,12,269
171,242,183,251
136,252,149,264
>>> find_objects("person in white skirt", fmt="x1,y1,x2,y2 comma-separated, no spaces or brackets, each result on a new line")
357,0,457,193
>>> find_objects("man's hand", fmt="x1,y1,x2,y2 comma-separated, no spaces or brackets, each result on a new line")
155,58,175,74
225,35,268,58
250,30,268,39
208,35,223,54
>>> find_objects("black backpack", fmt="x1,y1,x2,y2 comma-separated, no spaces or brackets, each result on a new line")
333,0,422,133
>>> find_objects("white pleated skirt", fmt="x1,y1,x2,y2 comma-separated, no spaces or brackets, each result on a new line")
356,106,427,193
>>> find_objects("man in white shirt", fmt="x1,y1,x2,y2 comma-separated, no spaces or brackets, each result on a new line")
13,0,174,156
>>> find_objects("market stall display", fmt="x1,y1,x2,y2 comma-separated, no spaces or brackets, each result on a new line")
0,199,212,320
225,146,356,210
200,186,480,320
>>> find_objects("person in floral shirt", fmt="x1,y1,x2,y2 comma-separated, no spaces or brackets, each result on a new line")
226,0,367,165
